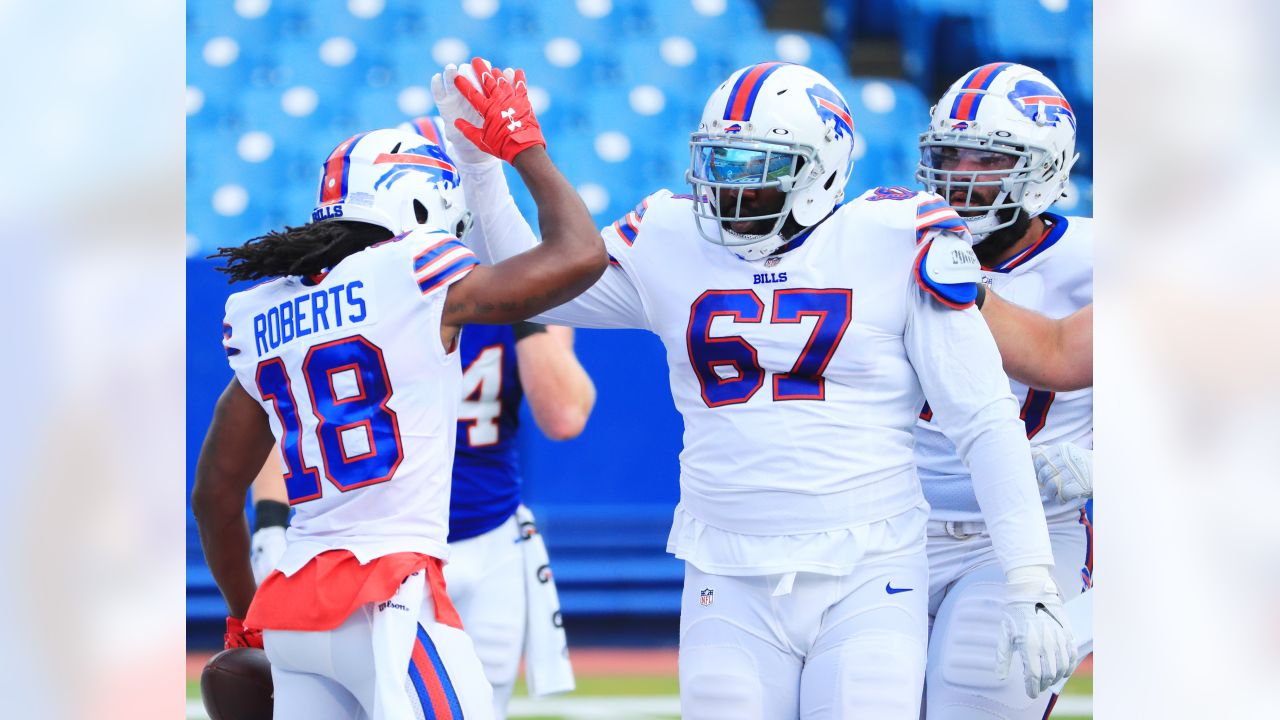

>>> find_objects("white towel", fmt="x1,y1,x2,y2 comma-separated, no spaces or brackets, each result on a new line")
517,505,576,696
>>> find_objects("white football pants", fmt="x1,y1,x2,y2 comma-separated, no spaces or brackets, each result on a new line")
444,513,526,720
264,569,494,720
678,533,929,719
924,507,1093,719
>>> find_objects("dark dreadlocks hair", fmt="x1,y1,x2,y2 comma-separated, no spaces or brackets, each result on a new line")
210,221,394,283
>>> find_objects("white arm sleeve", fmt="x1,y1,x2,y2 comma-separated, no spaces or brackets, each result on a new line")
456,159,649,330
905,284,1054,573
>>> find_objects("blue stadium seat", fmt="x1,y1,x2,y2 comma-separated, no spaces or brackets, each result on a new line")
520,0,645,43
766,30,849,82
982,0,1091,70
612,36,720,97
638,0,765,39
834,77,930,189
896,0,988,90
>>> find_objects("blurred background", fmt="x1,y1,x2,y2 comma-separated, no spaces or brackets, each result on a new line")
185,2,1095,714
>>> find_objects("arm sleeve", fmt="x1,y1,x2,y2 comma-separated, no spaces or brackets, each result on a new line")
904,279,1055,573
455,159,649,329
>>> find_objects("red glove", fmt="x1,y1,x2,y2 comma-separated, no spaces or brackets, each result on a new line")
224,616,264,650
452,57,546,164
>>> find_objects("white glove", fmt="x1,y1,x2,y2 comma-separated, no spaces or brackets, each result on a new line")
430,62,501,168
996,565,1078,699
250,525,287,585
1032,442,1092,503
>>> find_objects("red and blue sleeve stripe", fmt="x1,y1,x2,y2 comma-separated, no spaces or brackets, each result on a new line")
408,624,464,719
609,197,650,246
723,62,786,121
319,132,370,205
913,240,977,310
408,117,447,146
414,237,478,295
949,62,1014,121
916,198,970,243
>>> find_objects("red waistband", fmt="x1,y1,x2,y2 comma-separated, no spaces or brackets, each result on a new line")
245,550,462,632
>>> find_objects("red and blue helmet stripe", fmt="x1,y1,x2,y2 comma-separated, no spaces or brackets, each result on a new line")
723,62,787,121
318,132,370,205
948,62,1015,121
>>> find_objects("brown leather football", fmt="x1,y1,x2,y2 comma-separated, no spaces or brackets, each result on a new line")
200,647,274,720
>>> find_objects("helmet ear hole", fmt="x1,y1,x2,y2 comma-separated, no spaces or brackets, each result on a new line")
414,200,429,225
823,171,836,190
454,219,467,238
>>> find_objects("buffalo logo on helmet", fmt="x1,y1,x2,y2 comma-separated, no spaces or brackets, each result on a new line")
950,121,970,131
724,123,744,134
372,142,460,191
1006,80,1075,129
804,84,854,140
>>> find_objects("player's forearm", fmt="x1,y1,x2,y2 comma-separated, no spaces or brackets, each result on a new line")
982,291,1092,391
517,328,596,439
963,420,1056,574
193,496,258,619
512,146,606,280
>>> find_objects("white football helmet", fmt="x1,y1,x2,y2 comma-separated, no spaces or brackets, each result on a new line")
311,128,473,239
687,62,856,260
917,63,1078,242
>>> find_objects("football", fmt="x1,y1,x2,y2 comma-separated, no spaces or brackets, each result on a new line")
200,647,274,720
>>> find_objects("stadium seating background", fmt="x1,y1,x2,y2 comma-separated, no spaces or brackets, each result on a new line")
186,0,1093,646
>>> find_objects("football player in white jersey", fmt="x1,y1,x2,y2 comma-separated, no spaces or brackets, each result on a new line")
431,58,1074,718
191,63,606,720
914,63,1094,718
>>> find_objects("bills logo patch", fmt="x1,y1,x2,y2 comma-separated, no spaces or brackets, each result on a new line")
805,84,854,140
373,142,460,190
724,123,743,134
1007,80,1075,129
950,121,970,131
699,588,714,606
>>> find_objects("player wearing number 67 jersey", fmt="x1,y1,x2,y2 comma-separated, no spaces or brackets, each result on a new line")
914,63,1093,718
192,61,605,720
433,59,1072,718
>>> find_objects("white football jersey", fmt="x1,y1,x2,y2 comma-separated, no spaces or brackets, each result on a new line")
222,228,479,574
916,213,1094,522
499,185,1054,576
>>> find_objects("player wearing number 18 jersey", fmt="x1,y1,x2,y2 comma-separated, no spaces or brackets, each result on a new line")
433,59,1073,718
192,61,605,720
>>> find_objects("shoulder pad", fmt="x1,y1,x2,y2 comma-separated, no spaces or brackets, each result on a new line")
914,233,980,309
604,189,675,248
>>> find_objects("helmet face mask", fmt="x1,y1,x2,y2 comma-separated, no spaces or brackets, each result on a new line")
313,128,472,241
688,134,819,248
687,63,855,261
917,63,1079,244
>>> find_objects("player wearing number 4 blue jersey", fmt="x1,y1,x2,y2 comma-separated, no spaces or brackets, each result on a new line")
192,60,605,720
433,59,1075,718
915,63,1094,718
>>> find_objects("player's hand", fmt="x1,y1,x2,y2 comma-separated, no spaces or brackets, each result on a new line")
224,616,264,650
431,62,499,167
996,566,1077,698
1032,442,1092,503
449,57,546,164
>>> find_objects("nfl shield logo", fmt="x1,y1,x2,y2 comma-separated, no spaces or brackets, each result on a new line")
699,588,714,606
764,256,781,268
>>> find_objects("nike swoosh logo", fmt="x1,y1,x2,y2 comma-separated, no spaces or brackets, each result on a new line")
885,582,913,594
1035,602,1064,628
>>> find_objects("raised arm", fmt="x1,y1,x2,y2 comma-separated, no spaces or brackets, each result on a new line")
515,323,596,440
980,287,1093,391
438,59,607,333
192,378,276,621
